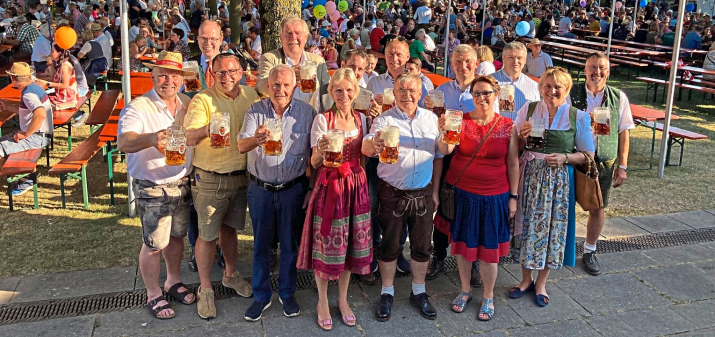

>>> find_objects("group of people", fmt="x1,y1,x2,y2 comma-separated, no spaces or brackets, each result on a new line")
103,3,637,329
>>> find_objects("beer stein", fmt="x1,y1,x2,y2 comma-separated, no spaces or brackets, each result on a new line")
499,83,515,114
210,112,231,149
353,89,373,115
429,89,446,116
183,61,201,92
443,109,463,145
593,107,611,136
382,88,395,113
526,117,546,151
165,125,187,166
263,118,283,156
300,61,318,93
379,125,400,164
323,129,346,168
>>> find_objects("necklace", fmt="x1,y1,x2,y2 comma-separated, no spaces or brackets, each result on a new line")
474,114,493,126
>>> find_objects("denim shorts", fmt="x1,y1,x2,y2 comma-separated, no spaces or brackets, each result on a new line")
133,178,191,250
0,132,50,158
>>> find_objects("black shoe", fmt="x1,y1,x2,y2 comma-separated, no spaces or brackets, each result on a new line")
396,253,411,274
244,300,272,321
470,266,483,288
279,296,300,317
409,292,437,320
582,252,601,276
360,272,377,286
217,246,225,270
188,252,197,272
425,256,444,281
270,249,278,272
375,293,393,322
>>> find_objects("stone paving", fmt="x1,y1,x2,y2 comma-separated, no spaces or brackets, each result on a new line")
1,211,715,336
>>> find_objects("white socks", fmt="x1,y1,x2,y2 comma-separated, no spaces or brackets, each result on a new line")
381,286,394,296
412,282,426,295
583,242,597,254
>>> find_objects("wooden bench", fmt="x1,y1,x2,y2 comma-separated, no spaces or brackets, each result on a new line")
51,91,93,151
101,100,124,205
642,122,708,166
49,125,107,208
0,148,44,211
636,77,715,103
85,89,122,132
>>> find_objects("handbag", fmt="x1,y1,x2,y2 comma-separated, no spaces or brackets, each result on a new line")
574,151,604,211
439,115,501,221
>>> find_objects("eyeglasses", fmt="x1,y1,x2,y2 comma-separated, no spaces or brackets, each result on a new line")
472,90,496,98
198,37,221,44
396,89,419,95
213,69,241,77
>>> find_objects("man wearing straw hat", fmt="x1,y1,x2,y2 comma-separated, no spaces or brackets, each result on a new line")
524,39,553,78
0,62,52,196
117,51,197,320
1,16,39,63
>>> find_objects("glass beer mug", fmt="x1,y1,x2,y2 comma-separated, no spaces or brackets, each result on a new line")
353,89,373,115
429,89,446,116
183,61,201,92
382,88,395,113
263,118,283,156
165,126,187,166
443,109,463,145
592,107,611,136
379,125,400,164
300,61,318,93
323,129,345,168
499,83,515,114
210,112,230,149
526,117,546,151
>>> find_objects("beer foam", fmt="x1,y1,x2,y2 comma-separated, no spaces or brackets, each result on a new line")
268,130,282,141
445,120,461,131
381,127,400,147
594,109,610,124
529,126,544,137
499,85,515,100
326,133,345,152
383,94,394,105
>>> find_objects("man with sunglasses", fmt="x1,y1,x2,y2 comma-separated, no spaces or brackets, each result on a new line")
489,41,539,120
182,53,260,319
567,52,634,276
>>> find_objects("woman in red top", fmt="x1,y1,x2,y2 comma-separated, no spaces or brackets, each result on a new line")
437,76,519,321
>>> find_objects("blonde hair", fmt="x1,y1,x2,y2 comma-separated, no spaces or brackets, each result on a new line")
538,67,573,93
475,45,494,62
328,68,361,101
81,29,93,42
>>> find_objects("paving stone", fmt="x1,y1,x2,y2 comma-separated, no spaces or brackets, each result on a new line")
0,315,95,337
667,211,715,229
431,293,525,336
10,266,136,303
696,260,715,275
465,330,509,337
671,300,715,329
262,305,362,336
502,262,577,281
599,217,651,238
291,283,370,316
673,327,715,336
634,265,715,302
624,214,692,234
575,222,588,239
148,321,264,337
0,276,19,305
359,274,416,303
425,270,460,297
596,250,659,274
504,281,590,325
641,244,712,266
556,273,671,315
587,307,696,337
505,319,601,337
93,305,209,336
353,299,443,337
134,261,225,290
704,209,715,216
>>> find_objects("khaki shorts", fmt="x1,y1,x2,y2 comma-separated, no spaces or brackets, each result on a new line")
191,167,249,242
133,178,191,250
597,159,617,208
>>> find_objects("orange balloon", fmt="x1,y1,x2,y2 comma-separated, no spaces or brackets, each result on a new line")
54,26,77,50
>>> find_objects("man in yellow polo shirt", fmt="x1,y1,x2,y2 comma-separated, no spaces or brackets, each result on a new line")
184,53,260,319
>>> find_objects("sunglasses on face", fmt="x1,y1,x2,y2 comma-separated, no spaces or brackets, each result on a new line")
472,90,497,98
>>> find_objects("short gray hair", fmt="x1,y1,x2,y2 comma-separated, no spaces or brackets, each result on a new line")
376,19,384,28
280,16,310,37
394,73,422,90
415,29,426,39
452,44,477,59
503,41,527,55
268,64,296,84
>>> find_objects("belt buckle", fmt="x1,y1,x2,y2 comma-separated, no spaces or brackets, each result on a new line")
272,183,285,190
165,181,180,188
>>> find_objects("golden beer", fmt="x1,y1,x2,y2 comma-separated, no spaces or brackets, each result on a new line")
300,61,318,93
593,107,611,136
264,140,283,156
300,78,317,93
379,126,399,164
210,112,231,149
165,126,187,166
443,110,463,145
210,132,230,148
182,61,201,92
263,118,283,156
324,129,346,167
184,78,201,92
165,148,186,166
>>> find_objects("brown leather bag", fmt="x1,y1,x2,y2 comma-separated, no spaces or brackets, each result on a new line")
574,151,604,211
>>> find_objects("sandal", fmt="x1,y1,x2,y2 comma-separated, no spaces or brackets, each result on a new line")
451,291,472,313
508,282,535,299
535,294,550,307
477,298,495,321
342,315,357,327
318,318,333,331
166,282,195,305
147,295,175,320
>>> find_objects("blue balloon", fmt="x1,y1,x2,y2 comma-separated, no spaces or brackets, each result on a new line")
313,0,327,7
302,0,310,9
639,0,647,7
515,21,530,36
685,3,695,12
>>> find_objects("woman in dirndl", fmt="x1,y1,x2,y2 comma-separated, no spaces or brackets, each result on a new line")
297,68,372,331
436,76,520,321
510,67,595,307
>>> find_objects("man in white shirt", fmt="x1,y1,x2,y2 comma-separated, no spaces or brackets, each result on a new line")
128,17,149,42
117,51,196,320
414,4,432,31
245,26,262,59
79,23,112,71
558,12,576,38
302,4,313,21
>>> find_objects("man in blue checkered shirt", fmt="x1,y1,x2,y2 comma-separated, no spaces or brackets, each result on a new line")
1,16,39,63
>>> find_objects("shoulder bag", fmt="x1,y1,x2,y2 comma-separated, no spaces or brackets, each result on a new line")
574,151,604,211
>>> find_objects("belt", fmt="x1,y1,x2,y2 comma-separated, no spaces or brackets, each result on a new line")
249,174,304,192
198,168,246,176
136,177,189,189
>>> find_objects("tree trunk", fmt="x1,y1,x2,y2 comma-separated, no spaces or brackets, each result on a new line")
230,0,243,42
259,0,300,53
207,0,218,17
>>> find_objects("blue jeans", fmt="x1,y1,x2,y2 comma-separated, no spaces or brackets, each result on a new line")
248,179,308,303
0,132,49,157
561,32,576,38
187,202,199,249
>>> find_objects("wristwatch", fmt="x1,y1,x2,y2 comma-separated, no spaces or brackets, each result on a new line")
564,153,569,164
509,194,519,200
618,164,628,172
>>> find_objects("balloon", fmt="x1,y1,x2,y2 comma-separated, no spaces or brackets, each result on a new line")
54,26,77,50
580,0,586,7
302,0,309,9
515,21,530,36
329,10,341,21
615,1,622,8
314,5,326,18
325,1,336,12
685,3,695,12
331,21,339,30
670,19,678,26
313,0,327,6
471,2,478,9
338,0,349,12
639,0,646,6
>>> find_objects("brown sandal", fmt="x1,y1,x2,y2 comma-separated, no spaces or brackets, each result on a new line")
148,295,175,319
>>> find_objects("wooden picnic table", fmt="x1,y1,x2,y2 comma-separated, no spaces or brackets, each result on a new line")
85,90,122,126
118,70,152,78
547,36,667,56
630,104,680,170
129,77,155,98
586,35,708,55
140,53,159,61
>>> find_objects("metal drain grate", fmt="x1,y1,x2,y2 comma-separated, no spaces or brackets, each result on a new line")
2,227,715,325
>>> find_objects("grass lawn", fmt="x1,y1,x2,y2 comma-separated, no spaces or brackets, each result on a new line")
0,66,713,279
